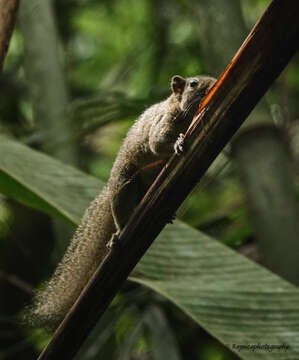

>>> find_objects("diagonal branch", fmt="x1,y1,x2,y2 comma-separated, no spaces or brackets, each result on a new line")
38,0,299,359
0,0,19,71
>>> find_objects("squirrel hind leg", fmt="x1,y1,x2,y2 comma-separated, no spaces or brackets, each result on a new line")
109,161,164,247
110,173,147,246
111,177,144,230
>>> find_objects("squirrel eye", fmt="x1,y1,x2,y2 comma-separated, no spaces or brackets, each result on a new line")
189,79,199,88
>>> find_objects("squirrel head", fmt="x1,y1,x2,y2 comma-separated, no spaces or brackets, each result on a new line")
171,75,216,111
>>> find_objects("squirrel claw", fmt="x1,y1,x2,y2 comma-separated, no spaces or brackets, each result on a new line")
166,211,176,224
166,213,176,224
174,133,185,155
168,212,176,224
107,231,120,249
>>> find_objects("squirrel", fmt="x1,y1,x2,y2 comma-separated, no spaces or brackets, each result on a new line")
27,75,216,329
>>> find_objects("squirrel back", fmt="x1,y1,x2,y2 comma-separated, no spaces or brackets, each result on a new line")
27,75,216,329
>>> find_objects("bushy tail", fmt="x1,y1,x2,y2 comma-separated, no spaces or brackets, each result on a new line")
27,188,115,329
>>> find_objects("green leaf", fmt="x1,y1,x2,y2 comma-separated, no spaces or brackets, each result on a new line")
1,135,298,359
0,135,101,225
134,223,299,359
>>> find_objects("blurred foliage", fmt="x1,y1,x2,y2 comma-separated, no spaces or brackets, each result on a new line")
0,0,299,359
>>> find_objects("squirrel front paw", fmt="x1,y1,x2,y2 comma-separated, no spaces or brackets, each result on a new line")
107,231,120,249
174,133,185,155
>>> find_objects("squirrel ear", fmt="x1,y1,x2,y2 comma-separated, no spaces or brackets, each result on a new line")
171,75,186,94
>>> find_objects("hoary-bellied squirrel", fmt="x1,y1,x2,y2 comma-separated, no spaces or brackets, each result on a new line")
28,75,216,329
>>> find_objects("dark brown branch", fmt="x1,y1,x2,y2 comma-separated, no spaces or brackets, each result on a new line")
0,0,19,71
38,0,299,358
